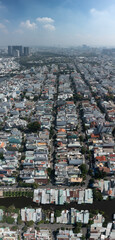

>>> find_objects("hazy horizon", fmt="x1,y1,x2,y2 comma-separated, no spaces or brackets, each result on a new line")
1,0,115,47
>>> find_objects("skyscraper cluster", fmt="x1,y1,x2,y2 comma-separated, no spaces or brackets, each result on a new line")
8,46,30,57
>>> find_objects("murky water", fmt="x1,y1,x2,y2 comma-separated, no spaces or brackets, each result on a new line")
0,197,114,221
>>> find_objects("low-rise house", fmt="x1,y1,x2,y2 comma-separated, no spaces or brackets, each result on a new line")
21,208,42,223
0,227,18,240
56,229,82,240
33,188,93,205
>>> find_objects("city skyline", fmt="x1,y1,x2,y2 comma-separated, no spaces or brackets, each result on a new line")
1,0,115,47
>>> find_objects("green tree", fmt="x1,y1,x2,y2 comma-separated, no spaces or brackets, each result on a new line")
90,209,99,215
95,170,107,179
61,227,65,230
32,182,38,189
26,220,34,227
89,213,94,219
27,121,40,132
73,222,82,234
81,146,86,154
55,210,61,218
44,220,49,224
11,226,18,231
79,135,84,142
49,126,54,139
88,219,94,225
79,164,88,175
17,214,22,225
93,189,103,201
0,152,4,160
22,226,27,232
37,220,44,224
17,218,22,225
0,206,6,212
81,236,85,240
6,216,14,224
36,227,40,231
33,95,39,101
7,205,15,213
47,168,52,177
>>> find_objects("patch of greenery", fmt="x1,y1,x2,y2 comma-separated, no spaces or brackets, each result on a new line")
73,222,82,234
79,164,88,175
55,210,61,218
27,121,40,132
93,189,103,201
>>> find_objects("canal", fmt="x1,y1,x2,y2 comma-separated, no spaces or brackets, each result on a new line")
0,197,114,221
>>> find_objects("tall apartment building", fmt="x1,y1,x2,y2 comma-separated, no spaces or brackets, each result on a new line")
24,47,30,56
8,46,12,56
8,45,30,57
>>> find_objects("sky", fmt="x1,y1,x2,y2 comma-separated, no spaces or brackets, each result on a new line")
1,0,115,47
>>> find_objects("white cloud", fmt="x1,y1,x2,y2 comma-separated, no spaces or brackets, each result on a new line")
43,24,55,31
89,7,113,34
0,22,8,33
36,17,56,31
20,20,37,30
90,8,97,14
89,6,115,34
36,17,54,24
90,8,108,17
